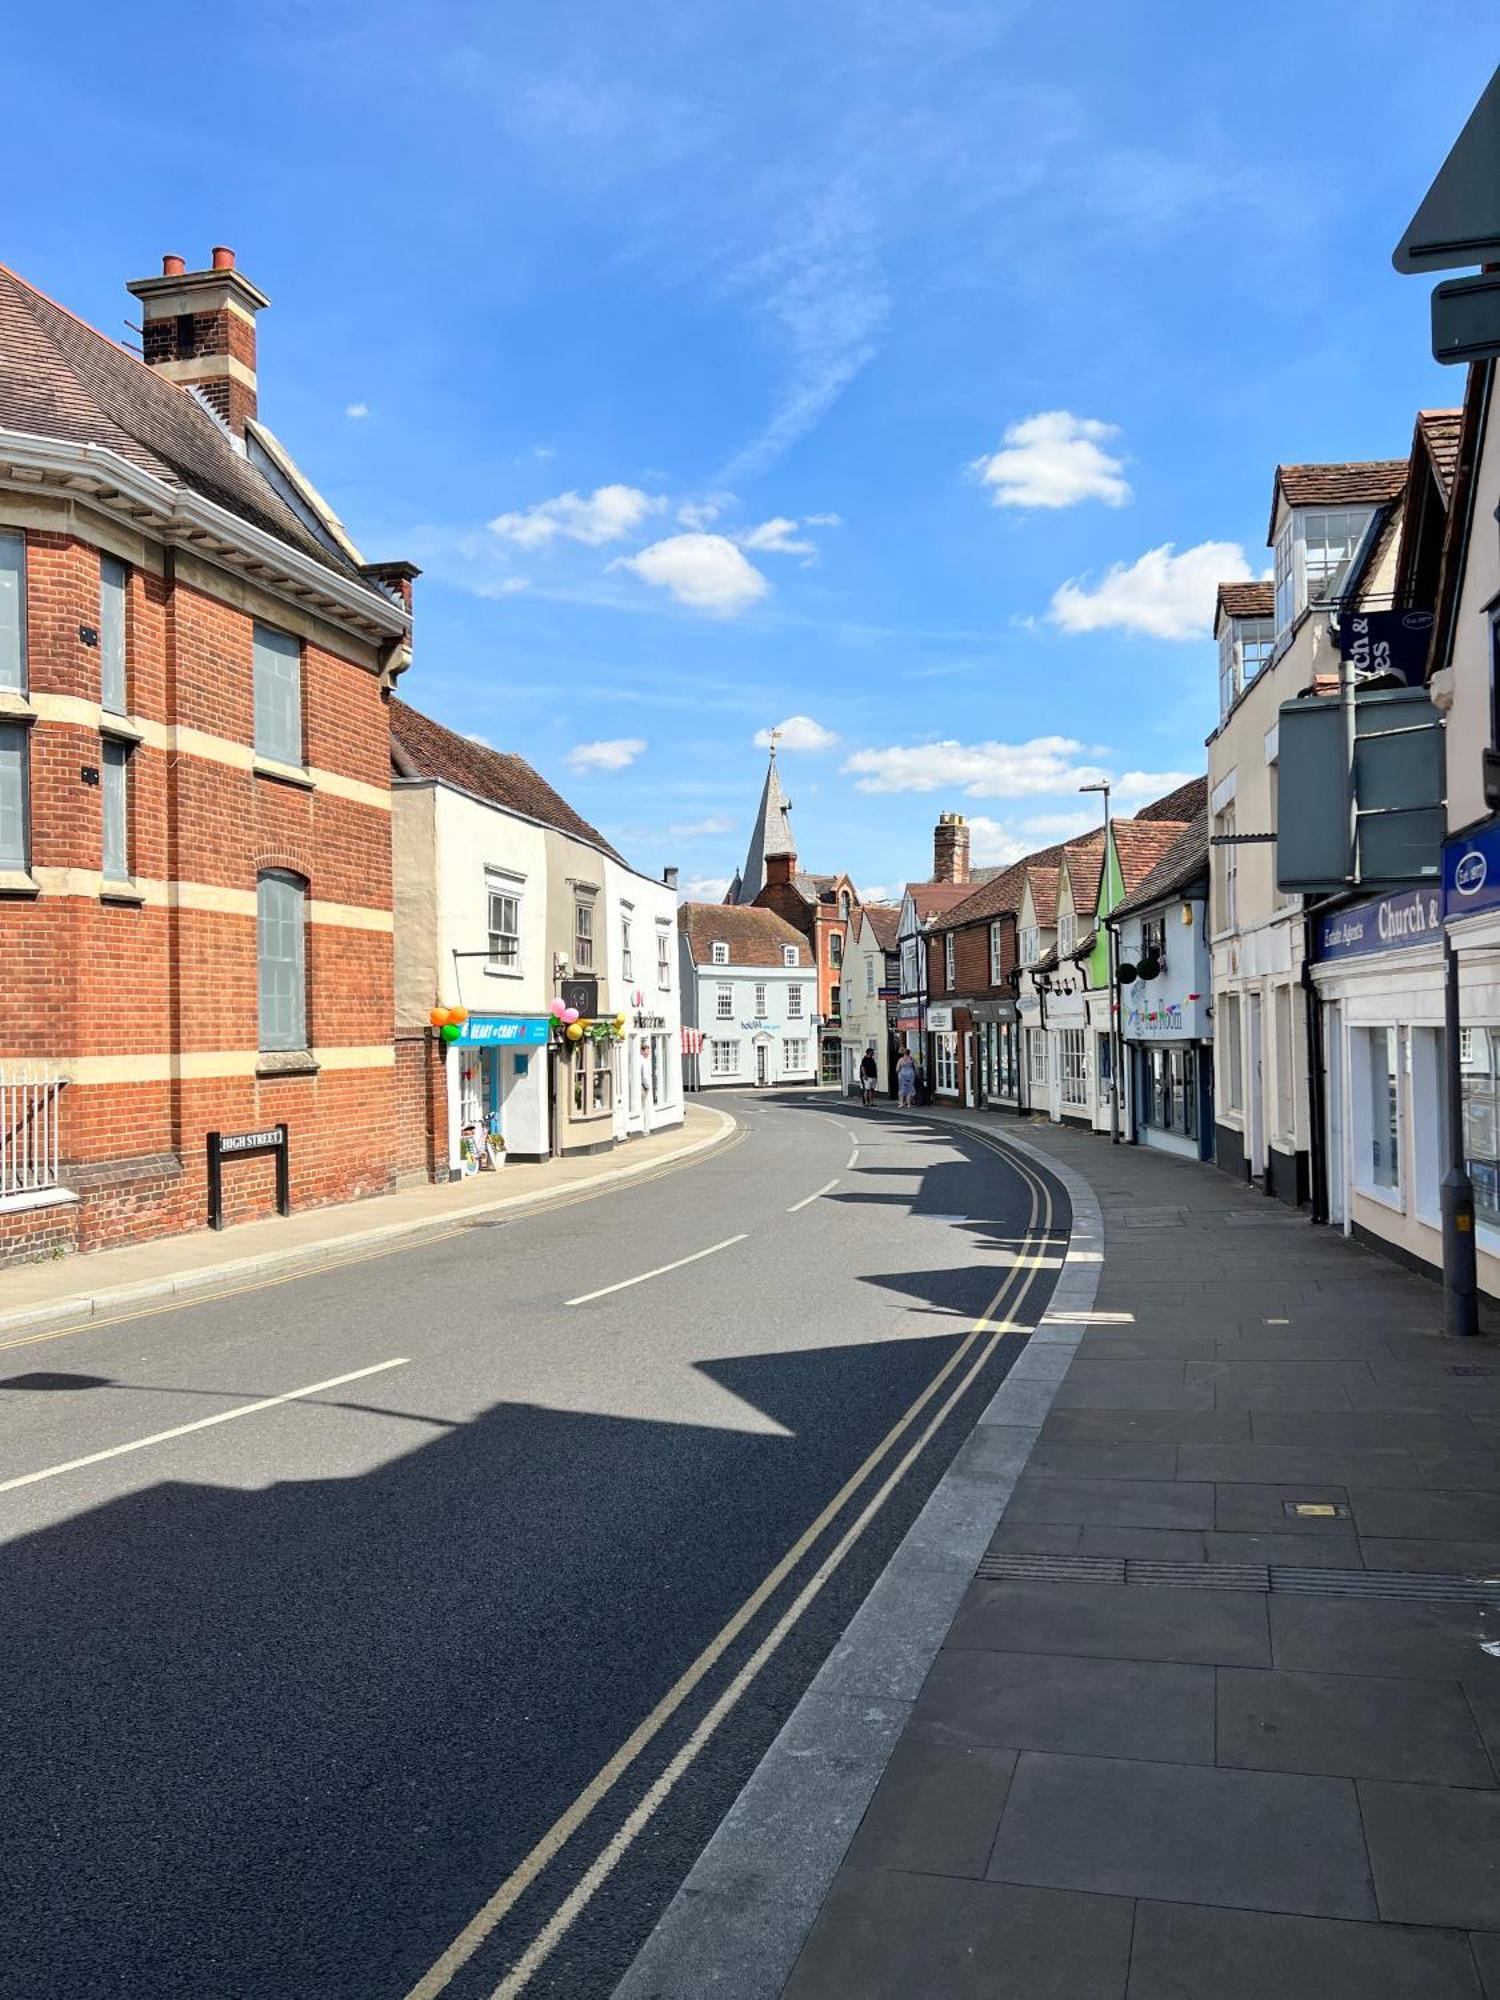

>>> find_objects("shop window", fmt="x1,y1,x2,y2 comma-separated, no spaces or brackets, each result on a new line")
785,1038,807,1070
571,1038,612,1115
1412,1028,1447,1228
0,722,29,869
1141,1045,1198,1138
257,871,307,1052
100,555,128,715
1221,993,1243,1111
253,621,303,767
1027,1028,1048,1087
711,1038,737,1077
1353,1026,1401,1200
1462,1026,1500,1230
1059,1028,1087,1106
933,1032,958,1093
0,530,26,692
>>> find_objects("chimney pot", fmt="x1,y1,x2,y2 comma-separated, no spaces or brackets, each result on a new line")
161,253,186,277
211,245,235,271
663,866,679,891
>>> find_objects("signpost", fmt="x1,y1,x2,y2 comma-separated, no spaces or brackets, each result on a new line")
207,1124,289,1231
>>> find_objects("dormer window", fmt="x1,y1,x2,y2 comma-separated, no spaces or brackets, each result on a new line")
782,945,798,966
1019,925,1040,967
1218,616,1276,718
711,941,729,965
1273,509,1374,638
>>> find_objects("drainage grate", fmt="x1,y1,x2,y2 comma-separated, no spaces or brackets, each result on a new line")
976,1551,1500,1607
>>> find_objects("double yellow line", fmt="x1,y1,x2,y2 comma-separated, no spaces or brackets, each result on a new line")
406,1121,1059,2000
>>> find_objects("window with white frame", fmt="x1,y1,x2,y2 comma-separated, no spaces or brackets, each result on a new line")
716,983,733,1020
1027,1027,1048,1086
101,738,130,881
574,897,595,970
100,555,128,715
943,933,955,988
257,871,307,1052
829,929,843,968
783,944,798,967
1304,509,1372,605
788,983,804,1018
865,956,876,998
1059,911,1077,956
933,1031,958,1093
621,910,633,981
1273,516,1296,637
989,921,1004,985
901,939,918,990
1221,993,1243,1112
1059,1028,1087,1106
486,871,521,972
712,941,729,965
0,722,28,869
1240,618,1274,684
1218,620,1237,718
1213,808,1237,931
657,925,671,988
1354,1025,1400,1196
784,1037,807,1070
711,1038,737,1077
1018,925,1040,967
0,530,26,693
1462,1027,1500,1230
754,982,768,1017
252,621,303,767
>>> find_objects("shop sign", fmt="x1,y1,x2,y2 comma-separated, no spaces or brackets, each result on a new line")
456,1015,551,1047
895,1014,921,1032
561,977,598,1016
1316,885,1442,960
877,985,899,999
970,999,1018,1024
926,1004,954,1031
633,1012,666,1030
1445,821,1500,920
1336,607,1434,688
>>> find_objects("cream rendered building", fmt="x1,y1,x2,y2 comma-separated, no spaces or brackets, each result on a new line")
839,904,900,1095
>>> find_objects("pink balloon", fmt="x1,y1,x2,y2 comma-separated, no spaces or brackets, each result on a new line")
562,1007,580,1024
549,998,568,1017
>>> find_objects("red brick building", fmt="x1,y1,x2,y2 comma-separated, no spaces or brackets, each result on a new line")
0,251,414,1261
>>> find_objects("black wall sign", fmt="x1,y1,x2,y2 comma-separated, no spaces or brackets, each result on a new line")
561,976,598,1018
207,1124,289,1230
1337,608,1434,688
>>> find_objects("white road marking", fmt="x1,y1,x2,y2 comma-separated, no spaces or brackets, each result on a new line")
565,1235,748,1306
786,1179,840,1213
847,1146,859,1168
0,1358,410,1495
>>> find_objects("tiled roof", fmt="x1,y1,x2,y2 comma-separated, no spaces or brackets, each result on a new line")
1113,817,1190,893
1025,858,1062,927
1418,410,1463,499
389,699,625,862
906,881,976,923
1135,775,1208,823
1112,812,1209,920
1061,834,1104,920
933,845,1059,930
1270,458,1407,541
0,262,368,585
1216,581,1274,623
864,905,901,950
679,903,813,968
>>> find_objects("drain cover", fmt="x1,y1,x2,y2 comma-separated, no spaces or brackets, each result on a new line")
1283,1500,1350,1519
975,1551,1500,1608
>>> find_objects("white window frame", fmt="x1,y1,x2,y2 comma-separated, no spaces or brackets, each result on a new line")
864,956,876,999
0,529,26,694
1019,925,1040,967
1214,808,1237,933
784,1037,808,1071
716,982,734,1021
943,933,955,988
574,897,595,971
933,1030,958,1094
1218,621,1238,718
657,924,672,990
1240,617,1274,686
1059,1027,1087,1106
783,944,798,967
989,921,1003,985
1027,1027,1048,1087
754,982,768,1017
712,941,729,965
1059,911,1077,956
621,910,633,982
100,555,128,716
788,983,804,1019
710,1038,737,1077
485,870,522,975
253,620,303,768
1351,1023,1402,1208
1222,993,1243,1113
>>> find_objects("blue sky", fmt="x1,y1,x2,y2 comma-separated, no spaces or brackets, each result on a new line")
7,1,1489,899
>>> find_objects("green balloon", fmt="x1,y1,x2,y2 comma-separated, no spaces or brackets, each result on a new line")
440,1021,461,1042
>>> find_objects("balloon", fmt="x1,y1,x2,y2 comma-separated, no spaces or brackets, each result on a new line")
566,1021,584,1041
614,1012,627,1027
449,1006,469,1024
549,998,568,1018
429,1007,448,1028
562,1007,580,1024
440,1021,461,1043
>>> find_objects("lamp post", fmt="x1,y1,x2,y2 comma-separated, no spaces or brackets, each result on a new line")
1080,780,1121,1145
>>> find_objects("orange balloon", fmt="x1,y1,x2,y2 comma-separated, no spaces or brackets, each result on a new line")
449,1007,469,1025
429,1007,448,1028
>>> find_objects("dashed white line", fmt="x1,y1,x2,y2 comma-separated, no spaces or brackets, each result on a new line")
565,1235,748,1306
786,1179,840,1213
0,1357,411,1495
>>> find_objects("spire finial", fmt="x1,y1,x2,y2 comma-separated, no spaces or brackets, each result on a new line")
768,725,781,757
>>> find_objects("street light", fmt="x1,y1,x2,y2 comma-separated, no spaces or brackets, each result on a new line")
1080,781,1121,1145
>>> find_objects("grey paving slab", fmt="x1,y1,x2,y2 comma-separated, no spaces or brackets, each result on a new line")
1271,1597,1500,1680
1079,1525,1208,1562
1217,1666,1496,1785
1127,1900,1484,2000
1349,1486,1500,1541
986,1752,1375,1918
1178,1442,1425,1486
987,1519,1083,1556
1359,1537,1500,1575
946,1579,1270,1666
782,1867,1135,2000
844,1736,1017,1879
1359,1780,1500,1929
1025,1440,1180,1481
1255,1410,1490,1449
1214,1483,1358,1535
1460,1678,1500,1773
1005,1473,1215,1531
1204,1531,1366,1567
1042,1407,1250,1443
1472,1928,1500,1999
913,1648,1215,1763
1415,1451,1500,1491
1052,1377,1216,1411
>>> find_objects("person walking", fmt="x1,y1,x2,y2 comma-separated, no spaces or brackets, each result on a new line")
896,1047,917,1110
858,1047,879,1108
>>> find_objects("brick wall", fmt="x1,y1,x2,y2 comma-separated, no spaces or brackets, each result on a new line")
393,1027,448,1182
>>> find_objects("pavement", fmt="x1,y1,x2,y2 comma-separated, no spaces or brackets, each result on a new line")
620,1104,1500,2000
0,1091,1061,1999
0,1102,731,1340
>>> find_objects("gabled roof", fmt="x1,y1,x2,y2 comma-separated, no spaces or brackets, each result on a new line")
1112,812,1210,920
1417,410,1463,499
1135,775,1208,823
863,905,901,951
734,752,796,903
1060,834,1104,919
1267,459,1407,542
0,262,371,587
389,699,625,863
1215,581,1274,629
905,881,976,924
1113,817,1191,893
679,902,813,968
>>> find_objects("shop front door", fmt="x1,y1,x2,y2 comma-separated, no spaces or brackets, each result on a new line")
755,1041,770,1086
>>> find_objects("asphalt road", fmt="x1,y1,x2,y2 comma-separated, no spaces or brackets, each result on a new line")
0,1092,1065,2000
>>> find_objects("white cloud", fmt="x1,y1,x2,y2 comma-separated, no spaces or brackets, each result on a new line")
490,484,661,551
475,577,531,599
566,737,647,772
841,736,1107,798
754,715,839,753
1048,540,1252,640
805,512,843,528
670,814,736,836
1116,769,1198,806
740,516,816,556
967,818,1033,866
611,533,770,616
972,412,1130,510
677,492,736,530
345,402,370,420
858,883,897,905
1019,809,1102,840
681,875,731,903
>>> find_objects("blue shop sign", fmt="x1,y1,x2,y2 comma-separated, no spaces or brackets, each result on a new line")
455,1015,551,1047
1445,821,1500,920
1315,886,1441,961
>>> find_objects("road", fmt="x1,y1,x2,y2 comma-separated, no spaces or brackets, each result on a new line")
0,1092,1065,1999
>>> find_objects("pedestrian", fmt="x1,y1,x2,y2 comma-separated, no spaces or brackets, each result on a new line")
896,1047,917,1110
858,1046,878,1108
638,1041,654,1136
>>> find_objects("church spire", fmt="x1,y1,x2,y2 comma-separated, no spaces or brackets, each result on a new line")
735,735,797,903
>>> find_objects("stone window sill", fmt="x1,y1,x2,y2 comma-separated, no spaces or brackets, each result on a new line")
99,712,146,746
0,689,36,724
256,1050,321,1078
253,755,316,792
0,868,41,897
0,1185,78,1214
100,878,146,906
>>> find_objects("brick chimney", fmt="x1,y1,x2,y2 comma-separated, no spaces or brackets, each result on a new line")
934,811,970,885
765,853,796,887
127,247,269,437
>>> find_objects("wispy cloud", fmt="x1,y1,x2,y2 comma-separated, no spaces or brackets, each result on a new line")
345,402,370,420
841,736,1109,798
669,813,736,836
